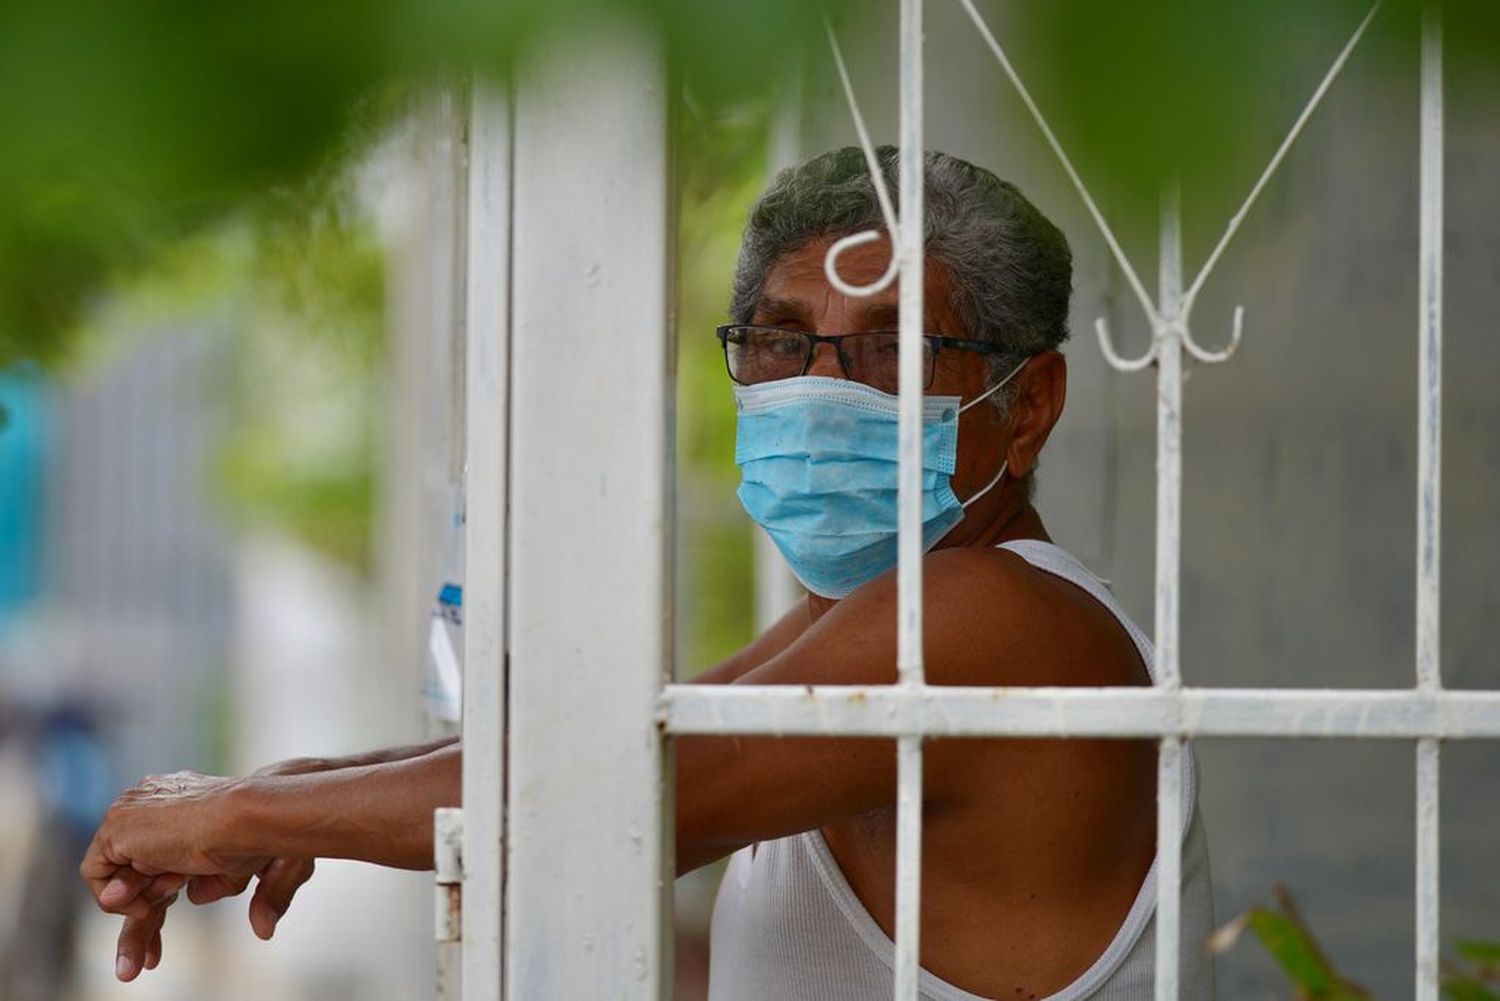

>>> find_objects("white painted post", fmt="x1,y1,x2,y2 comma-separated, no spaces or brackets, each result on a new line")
893,0,927,998
753,57,806,634
1414,3,1443,998
1154,183,1185,1001
434,807,465,1000
504,21,675,1000
460,80,513,1001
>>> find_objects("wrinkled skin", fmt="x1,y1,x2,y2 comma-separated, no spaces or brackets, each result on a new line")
82,764,321,980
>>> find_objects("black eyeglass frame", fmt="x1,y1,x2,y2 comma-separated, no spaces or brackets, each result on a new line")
714,323,1011,390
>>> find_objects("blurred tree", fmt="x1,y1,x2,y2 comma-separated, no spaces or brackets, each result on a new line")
674,88,775,673
0,0,837,365
8,0,1497,366
213,173,387,573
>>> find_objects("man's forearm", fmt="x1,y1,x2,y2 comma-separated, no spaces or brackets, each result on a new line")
266,736,460,777
228,743,461,870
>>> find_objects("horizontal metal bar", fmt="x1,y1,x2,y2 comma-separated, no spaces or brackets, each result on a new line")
657,685,1500,739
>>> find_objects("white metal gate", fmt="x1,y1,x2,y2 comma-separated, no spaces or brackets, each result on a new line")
443,2,1495,999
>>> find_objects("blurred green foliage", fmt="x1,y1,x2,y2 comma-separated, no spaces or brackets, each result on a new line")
673,88,778,673
0,0,839,366
214,180,386,573
1022,0,1384,210
1212,884,1374,999
1213,884,1500,1000
60,159,387,571
7,0,1497,367
1446,942,1500,1001
1017,0,1496,234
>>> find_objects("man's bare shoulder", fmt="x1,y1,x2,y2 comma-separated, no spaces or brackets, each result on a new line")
920,544,1150,689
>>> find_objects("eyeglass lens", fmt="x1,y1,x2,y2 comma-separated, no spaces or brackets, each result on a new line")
724,327,933,393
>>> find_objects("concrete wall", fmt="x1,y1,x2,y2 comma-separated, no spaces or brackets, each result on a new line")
803,4,1499,995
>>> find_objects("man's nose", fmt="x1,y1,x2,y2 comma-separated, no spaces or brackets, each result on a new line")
806,342,845,379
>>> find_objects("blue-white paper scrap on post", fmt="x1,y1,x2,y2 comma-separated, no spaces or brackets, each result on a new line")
422,487,465,725
424,582,463,723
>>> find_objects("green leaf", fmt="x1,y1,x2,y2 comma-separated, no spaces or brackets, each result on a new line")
1236,888,1372,1000
1246,909,1341,995
1443,976,1500,1001
1456,942,1500,966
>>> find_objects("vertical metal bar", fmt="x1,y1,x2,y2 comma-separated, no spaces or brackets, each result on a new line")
1416,0,1443,698
435,807,465,1001
752,529,800,632
1155,737,1184,1001
1154,182,1184,695
768,50,803,173
894,735,924,1000
461,80,513,1001
894,0,926,996
449,83,472,487
754,58,806,632
1416,737,1441,1000
1154,182,1185,1001
505,21,674,999
1415,5,1443,999
895,0,925,693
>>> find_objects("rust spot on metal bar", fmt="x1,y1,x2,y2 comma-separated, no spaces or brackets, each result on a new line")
441,884,463,943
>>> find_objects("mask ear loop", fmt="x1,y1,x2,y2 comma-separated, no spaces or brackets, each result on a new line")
957,354,1030,414
955,355,1031,508
961,459,1008,509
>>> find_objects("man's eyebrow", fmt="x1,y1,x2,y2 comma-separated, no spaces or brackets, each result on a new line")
751,296,809,321
852,302,900,328
750,296,937,331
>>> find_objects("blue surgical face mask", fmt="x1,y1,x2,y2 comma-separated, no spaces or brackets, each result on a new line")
733,360,1026,599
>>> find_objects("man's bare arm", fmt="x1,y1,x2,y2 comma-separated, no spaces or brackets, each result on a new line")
88,742,461,980
262,735,459,777
689,596,810,685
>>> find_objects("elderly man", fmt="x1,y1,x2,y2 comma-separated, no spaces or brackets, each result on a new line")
82,147,1213,999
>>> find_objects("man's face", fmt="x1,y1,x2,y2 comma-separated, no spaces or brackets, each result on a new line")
749,234,1015,530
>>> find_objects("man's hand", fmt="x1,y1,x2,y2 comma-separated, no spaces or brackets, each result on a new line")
82,742,458,978
81,770,260,895
82,768,266,981
86,762,329,980
184,856,318,938
105,858,317,981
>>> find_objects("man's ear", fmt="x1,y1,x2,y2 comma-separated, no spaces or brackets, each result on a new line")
1004,350,1067,478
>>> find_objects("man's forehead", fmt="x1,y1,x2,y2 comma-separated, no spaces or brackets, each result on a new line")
755,293,901,327
755,239,955,329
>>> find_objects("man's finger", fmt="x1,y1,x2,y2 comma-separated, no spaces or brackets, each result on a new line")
98,867,158,919
248,857,316,940
139,873,187,908
145,926,163,971
186,872,253,905
80,831,121,883
145,892,176,971
114,894,175,982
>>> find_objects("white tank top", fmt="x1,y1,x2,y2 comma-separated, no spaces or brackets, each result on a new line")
706,539,1215,1000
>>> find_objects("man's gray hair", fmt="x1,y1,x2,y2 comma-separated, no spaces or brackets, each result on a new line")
729,146,1072,415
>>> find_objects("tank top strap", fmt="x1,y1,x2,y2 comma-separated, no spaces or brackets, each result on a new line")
992,538,1197,824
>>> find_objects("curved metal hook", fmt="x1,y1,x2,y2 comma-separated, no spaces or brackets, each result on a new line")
1181,305,1245,365
822,20,903,300
824,229,900,298
1094,316,1158,373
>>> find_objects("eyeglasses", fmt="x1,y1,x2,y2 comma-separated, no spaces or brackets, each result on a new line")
716,324,1010,394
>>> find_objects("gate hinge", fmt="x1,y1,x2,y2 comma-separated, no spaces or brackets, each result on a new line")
434,807,464,943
